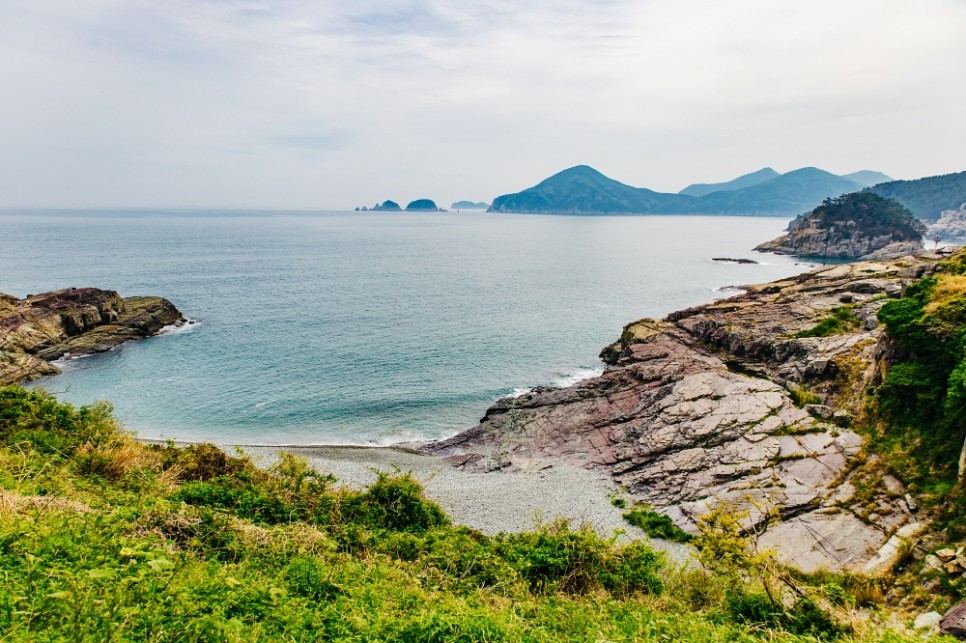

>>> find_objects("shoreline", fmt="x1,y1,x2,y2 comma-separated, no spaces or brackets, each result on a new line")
178,441,693,564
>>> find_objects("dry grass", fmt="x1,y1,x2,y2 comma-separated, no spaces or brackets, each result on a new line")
0,489,91,515
924,274,966,314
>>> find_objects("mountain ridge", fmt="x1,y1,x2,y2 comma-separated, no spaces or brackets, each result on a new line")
489,165,886,216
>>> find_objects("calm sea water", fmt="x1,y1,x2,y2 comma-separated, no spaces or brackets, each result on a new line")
0,210,809,445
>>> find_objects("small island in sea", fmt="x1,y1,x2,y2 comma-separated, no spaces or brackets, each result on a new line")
355,198,445,212
451,200,490,210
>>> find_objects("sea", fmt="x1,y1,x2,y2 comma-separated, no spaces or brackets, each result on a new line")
0,210,812,446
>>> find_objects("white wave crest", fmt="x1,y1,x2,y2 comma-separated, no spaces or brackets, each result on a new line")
157,318,200,336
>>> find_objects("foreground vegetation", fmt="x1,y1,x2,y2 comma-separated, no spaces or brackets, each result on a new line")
0,386,938,641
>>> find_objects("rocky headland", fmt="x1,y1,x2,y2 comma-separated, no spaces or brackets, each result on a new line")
424,248,960,574
754,192,925,260
0,287,184,385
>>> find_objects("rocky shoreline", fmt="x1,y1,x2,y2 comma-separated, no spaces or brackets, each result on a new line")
424,248,960,574
0,287,184,385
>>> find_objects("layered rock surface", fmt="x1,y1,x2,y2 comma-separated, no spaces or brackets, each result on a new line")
425,250,958,573
0,288,184,385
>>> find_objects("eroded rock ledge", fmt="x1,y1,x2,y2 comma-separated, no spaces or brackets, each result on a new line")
0,288,184,385
424,249,958,573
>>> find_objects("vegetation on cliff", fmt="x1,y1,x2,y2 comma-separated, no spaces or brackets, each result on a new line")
0,385,928,641
870,252,966,541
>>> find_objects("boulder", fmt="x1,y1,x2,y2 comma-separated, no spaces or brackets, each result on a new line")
942,603,966,640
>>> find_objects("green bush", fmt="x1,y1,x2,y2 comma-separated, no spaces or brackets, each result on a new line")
623,507,693,543
342,470,449,532
496,521,663,596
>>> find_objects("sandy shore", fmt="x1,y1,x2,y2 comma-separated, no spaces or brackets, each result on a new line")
238,444,692,564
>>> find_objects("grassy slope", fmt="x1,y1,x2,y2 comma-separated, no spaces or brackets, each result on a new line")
0,385,941,642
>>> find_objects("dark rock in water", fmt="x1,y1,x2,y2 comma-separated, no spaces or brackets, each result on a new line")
405,199,442,211
0,287,184,385
941,603,966,640
712,257,758,264
754,192,925,260
423,250,953,573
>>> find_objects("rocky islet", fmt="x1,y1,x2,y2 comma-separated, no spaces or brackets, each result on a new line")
0,287,184,385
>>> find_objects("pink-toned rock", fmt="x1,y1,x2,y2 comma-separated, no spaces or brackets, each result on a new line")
425,253,953,572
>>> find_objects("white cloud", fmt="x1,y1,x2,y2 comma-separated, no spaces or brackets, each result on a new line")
1,0,964,207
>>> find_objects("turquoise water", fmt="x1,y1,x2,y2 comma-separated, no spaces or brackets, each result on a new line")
0,210,809,445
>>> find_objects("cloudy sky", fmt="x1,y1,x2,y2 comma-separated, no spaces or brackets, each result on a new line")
1,0,964,209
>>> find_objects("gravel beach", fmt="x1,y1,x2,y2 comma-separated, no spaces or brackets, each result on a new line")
239,444,692,564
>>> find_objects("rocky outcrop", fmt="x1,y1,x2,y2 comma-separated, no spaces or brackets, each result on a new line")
424,250,959,573
0,288,184,385
927,204,966,242
754,192,925,260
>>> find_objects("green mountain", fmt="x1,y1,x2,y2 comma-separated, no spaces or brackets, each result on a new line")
841,170,893,188
867,171,966,221
489,166,699,214
678,167,780,197
695,167,863,215
489,165,867,216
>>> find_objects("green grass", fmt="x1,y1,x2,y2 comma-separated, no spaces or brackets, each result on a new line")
0,385,932,641
795,305,861,338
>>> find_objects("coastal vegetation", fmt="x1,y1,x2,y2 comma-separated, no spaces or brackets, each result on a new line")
0,385,932,641
868,252,966,536
868,171,966,221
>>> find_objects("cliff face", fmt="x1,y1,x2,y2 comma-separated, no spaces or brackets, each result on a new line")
0,288,184,385
424,251,958,573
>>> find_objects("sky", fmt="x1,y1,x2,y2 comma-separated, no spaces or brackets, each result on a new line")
1,0,965,210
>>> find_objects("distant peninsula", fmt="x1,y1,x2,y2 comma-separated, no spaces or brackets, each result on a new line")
489,165,894,216
488,165,966,218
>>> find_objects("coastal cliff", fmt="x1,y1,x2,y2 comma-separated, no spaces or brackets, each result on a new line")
425,249,960,573
0,288,184,385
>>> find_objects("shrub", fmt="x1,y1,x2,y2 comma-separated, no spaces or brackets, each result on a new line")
623,507,693,543
342,471,449,532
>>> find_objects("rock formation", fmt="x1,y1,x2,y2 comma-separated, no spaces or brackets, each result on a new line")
424,249,959,573
0,288,184,385
754,192,925,260
927,204,966,242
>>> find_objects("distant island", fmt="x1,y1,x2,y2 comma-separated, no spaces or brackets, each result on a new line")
355,199,444,212
405,199,444,211
488,165,966,218
450,201,490,210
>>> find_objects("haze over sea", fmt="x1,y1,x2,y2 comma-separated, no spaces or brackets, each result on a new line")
1,210,811,445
